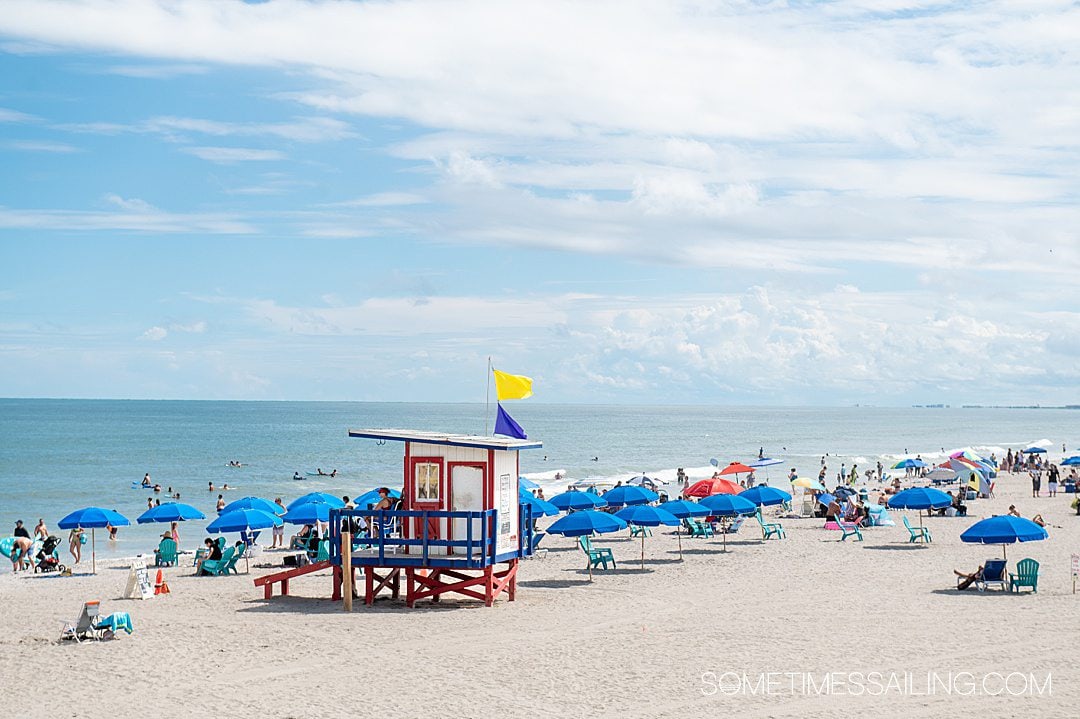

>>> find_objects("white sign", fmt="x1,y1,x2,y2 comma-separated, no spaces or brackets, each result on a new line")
1071,554,1079,578
124,561,154,600
499,473,512,535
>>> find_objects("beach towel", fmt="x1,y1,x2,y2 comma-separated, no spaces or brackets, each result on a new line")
95,612,134,635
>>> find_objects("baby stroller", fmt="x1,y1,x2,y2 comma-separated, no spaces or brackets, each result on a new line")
35,536,66,574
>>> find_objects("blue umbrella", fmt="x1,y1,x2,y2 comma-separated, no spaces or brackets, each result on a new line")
57,507,130,575
519,489,559,517
700,494,758,551
833,486,857,500
546,509,627,537
1063,456,1080,466
893,458,928,469
282,501,333,525
549,491,608,512
603,485,659,507
519,476,540,490
207,508,283,533
961,515,1048,560
816,492,836,507
739,485,792,507
614,505,680,568
353,488,402,508
287,492,345,511
222,496,283,516
886,486,952,531
625,474,665,489
661,499,712,518
137,502,206,524
1023,447,1047,454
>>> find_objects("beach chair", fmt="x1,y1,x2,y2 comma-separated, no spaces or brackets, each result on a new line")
1009,558,1039,593
629,525,652,538
529,531,546,552
94,612,134,639
578,536,616,570
59,601,101,643
755,509,786,540
223,544,246,575
836,517,863,542
903,516,931,543
719,516,745,534
976,559,1008,591
685,518,713,538
199,546,236,576
154,538,178,567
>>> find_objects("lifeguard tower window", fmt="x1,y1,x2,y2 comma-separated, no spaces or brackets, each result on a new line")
416,462,440,502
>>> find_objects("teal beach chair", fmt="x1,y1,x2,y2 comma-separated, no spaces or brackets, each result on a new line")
629,525,652,538
755,509,786,540
1009,558,1039,593
154,538,178,567
578,535,616,570
199,546,235,576
836,517,863,542
903,516,931,543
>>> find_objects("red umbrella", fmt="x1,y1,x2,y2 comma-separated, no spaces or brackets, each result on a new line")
719,462,755,476
684,478,743,497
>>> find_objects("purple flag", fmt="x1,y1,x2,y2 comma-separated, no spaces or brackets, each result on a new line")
494,403,527,439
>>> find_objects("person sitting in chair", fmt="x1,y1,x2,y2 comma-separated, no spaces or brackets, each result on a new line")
952,492,968,517
954,565,985,591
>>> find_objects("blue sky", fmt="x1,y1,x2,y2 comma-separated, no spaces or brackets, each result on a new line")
1,0,1078,405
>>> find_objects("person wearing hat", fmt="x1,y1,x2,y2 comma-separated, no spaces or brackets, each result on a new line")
13,520,29,539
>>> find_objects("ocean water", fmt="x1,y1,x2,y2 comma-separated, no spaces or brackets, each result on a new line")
2,399,1078,566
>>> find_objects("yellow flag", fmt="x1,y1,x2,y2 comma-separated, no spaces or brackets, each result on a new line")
493,369,533,400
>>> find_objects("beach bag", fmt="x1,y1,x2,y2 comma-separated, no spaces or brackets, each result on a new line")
1071,497,1079,510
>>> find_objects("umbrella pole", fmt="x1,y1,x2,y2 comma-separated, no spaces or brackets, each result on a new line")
91,528,96,575
640,533,645,571
677,526,683,561
723,526,728,553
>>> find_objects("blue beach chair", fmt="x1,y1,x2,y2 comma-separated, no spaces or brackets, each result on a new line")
977,559,1008,591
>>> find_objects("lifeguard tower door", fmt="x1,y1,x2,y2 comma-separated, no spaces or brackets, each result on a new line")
450,464,484,558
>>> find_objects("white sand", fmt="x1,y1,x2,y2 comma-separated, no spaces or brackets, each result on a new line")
1,474,1077,718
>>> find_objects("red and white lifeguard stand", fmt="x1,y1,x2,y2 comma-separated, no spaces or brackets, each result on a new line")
330,429,543,607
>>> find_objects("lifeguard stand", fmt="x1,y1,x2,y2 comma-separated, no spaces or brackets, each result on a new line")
330,429,543,608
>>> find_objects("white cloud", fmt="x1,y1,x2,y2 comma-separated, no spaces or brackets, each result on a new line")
141,326,167,341
103,193,155,211
103,63,208,78
0,207,255,234
328,192,428,207
181,146,286,163
0,107,37,123
170,321,206,334
5,139,78,153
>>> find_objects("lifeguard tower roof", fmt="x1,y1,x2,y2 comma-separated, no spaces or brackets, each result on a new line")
348,428,542,451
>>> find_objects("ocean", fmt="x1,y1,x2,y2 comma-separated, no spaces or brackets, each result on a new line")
2,399,1077,565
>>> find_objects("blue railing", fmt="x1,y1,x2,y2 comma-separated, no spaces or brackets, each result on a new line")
327,505,536,569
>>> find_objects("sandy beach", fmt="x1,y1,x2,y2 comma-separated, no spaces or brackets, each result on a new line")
0,471,1075,719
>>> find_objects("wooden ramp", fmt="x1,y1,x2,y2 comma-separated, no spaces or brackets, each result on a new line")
253,560,331,600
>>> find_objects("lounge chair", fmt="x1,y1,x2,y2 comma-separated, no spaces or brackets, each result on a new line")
976,559,1008,591
685,518,714,538
578,535,616,570
903,516,931,543
154,538,178,567
199,546,236,576
1009,558,1039,593
719,516,745,534
59,601,101,643
629,525,652,538
755,509,786,540
836,517,863,542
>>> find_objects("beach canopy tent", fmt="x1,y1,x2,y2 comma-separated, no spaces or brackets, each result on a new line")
738,485,792,507
614,505,680,568
549,491,608,512
718,462,755,476
57,507,130,575
866,504,894,527
684,478,742,498
287,493,345,512
353,488,402,508
602,485,659,507
960,515,1047,560
519,488,559,517
700,493,759,551
222,496,283,516
886,487,951,530
137,502,206,524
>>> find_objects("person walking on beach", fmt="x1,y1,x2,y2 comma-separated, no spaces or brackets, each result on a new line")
1048,465,1060,497
68,527,84,564
1031,471,1041,498
34,518,49,541
272,498,287,548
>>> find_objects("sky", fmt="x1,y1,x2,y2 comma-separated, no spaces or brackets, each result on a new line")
0,0,1078,405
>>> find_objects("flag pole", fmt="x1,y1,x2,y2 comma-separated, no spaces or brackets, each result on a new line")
484,356,492,435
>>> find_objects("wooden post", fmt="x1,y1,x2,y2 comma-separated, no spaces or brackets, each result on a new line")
342,530,353,612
